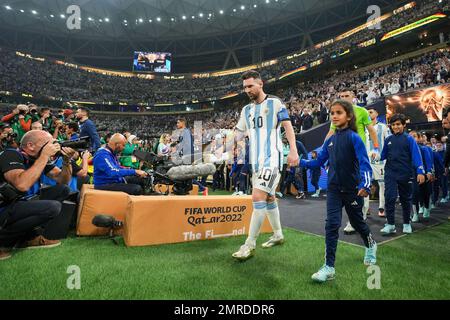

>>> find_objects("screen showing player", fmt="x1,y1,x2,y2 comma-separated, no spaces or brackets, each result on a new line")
386,84,450,123
133,51,172,73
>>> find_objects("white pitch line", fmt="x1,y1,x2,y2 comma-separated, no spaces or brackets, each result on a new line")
284,227,364,248
211,233,235,238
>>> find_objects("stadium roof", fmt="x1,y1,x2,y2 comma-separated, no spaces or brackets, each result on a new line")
0,0,405,72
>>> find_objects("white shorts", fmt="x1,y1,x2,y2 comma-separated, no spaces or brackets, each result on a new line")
371,164,385,181
252,167,281,196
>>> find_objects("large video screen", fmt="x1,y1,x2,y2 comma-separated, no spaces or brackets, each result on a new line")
385,84,450,123
133,51,171,73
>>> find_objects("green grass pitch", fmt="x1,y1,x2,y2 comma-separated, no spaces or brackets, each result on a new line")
1,220,448,300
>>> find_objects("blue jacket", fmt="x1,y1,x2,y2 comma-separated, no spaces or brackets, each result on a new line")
40,157,78,193
296,140,308,161
433,150,445,176
310,165,322,179
93,146,136,186
300,127,372,193
419,144,434,175
79,119,101,152
381,133,425,180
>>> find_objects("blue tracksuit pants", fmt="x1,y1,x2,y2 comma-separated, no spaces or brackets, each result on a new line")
385,175,413,225
325,189,373,267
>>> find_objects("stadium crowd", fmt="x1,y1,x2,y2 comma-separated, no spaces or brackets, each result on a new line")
85,47,449,137
0,0,447,105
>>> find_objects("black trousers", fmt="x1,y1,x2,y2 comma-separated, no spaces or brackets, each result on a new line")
95,176,144,195
0,184,70,247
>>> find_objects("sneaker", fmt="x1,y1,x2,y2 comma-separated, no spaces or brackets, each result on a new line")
343,222,356,234
18,235,61,250
364,243,377,266
403,224,412,234
261,235,285,248
439,197,448,204
0,249,12,261
378,208,385,217
311,192,320,198
411,212,419,223
423,207,430,219
311,265,336,283
380,224,396,235
275,192,284,198
430,203,435,210
418,206,424,214
232,244,255,261
296,192,306,199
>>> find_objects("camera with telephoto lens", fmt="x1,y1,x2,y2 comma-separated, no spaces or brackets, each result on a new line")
53,137,90,156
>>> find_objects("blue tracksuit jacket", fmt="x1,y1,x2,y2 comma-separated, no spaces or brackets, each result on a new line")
433,150,445,176
93,146,136,186
300,127,372,193
419,144,434,175
380,132,425,180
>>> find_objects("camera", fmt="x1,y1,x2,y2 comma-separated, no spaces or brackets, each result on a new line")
53,137,90,156
6,132,18,140
1,132,19,149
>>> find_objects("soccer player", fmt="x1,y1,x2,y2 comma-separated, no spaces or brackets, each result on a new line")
232,70,299,261
365,107,390,217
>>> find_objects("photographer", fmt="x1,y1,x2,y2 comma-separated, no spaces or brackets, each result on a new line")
0,130,75,260
120,135,141,169
1,104,32,141
39,107,53,131
66,122,79,141
0,124,19,152
93,133,148,195
31,122,43,130
52,118,66,141
28,104,41,123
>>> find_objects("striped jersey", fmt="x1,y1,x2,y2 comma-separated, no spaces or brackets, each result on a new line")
235,95,290,173
365,121,390,165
